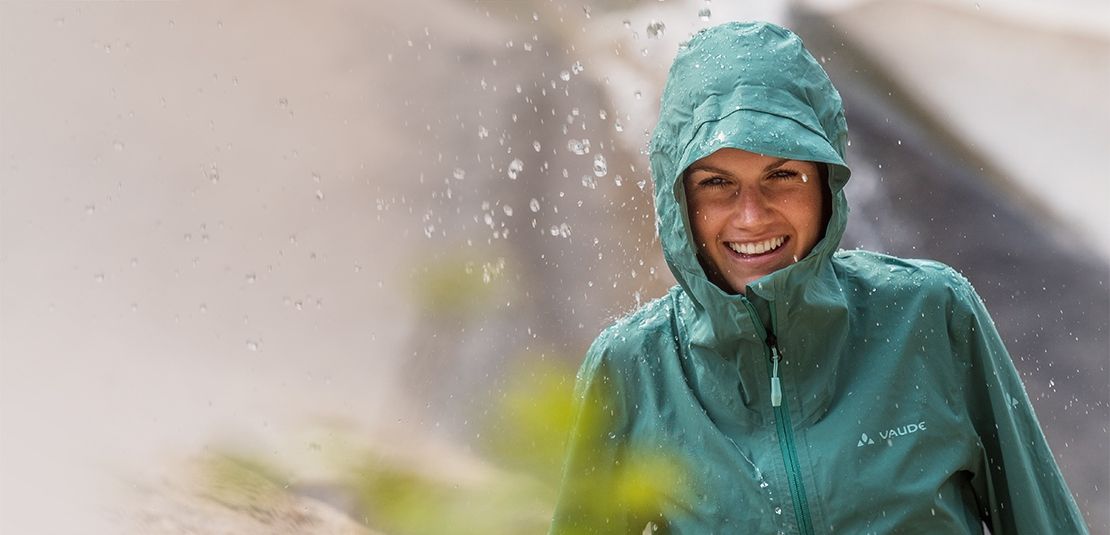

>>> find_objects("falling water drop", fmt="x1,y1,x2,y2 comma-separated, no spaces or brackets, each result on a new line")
529,198,541,212
593,155,608,177
646,20,666,39
507,158,524,179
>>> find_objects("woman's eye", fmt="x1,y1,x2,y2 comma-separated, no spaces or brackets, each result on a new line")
699,176,729,187
768,170,798,180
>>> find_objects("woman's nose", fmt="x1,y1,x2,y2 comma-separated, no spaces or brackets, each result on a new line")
731,188,772,227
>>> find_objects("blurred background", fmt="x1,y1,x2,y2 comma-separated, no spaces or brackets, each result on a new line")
1,0,1107,533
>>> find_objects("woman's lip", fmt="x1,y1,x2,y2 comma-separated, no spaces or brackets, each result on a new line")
723,236,791,262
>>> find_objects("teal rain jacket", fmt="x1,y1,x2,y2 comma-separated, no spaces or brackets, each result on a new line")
550,22,1087,534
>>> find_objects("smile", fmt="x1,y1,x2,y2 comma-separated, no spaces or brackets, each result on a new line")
727,236,786,256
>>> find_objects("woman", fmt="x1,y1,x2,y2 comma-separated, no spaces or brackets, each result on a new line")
550,21,1087,534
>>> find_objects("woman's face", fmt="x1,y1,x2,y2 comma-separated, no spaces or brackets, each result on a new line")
683,148,825,294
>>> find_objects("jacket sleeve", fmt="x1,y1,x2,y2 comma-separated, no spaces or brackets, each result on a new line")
549,334,658,535
951,278,1089,534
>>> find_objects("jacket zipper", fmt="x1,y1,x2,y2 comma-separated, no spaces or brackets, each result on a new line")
766,335,815,535
744,298,815,535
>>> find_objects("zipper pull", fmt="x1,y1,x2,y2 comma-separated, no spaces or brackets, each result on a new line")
770,344,782,407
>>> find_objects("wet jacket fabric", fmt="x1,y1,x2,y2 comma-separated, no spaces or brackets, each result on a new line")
549,22,1087,535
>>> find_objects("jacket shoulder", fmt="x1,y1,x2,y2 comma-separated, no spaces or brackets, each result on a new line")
590,292,677,360
832,249,974,301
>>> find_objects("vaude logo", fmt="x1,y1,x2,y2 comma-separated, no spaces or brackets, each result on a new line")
857,421,926,447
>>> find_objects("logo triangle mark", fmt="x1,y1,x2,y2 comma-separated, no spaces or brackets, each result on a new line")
857,433,875,447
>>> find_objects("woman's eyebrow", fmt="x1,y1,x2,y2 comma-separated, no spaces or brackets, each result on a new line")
762,158,791,171
686,164,733,176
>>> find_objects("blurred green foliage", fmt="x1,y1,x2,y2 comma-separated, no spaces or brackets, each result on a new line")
199,452,290,519
198,359,687,534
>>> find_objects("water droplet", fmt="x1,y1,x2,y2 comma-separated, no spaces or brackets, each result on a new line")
315,189,325,200
245,272,257,283
532,140,542,152
646,20,665,39
84,204,96,215
774,506,783,515
246,340,260,352
559,70,571,82
452,167,466,180
581,175,597,189
502,205,513,216
801,173,809,183
760,481,769,489
204,164,220,183
567,138,590,155
633,90,642,100
277,97,289,109
571,60,584,75
113,140,125,151
698,8,712,20
622,19,631,29
507,158,524,179
529,198,541,212
593,154,608,177
477,125,489,139
614,120,624,132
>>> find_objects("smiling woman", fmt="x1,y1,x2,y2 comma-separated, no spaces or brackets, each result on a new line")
549,21,1089,535
683,149,825,294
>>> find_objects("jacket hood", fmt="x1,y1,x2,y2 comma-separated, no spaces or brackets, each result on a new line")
649,21,851,339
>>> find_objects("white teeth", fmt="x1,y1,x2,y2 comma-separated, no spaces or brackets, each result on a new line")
729,236,785,255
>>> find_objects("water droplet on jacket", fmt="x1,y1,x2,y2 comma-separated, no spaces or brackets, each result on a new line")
593,154,608,177
567,138,590,155
453,167,466,180
478,125,489,138
529,198,541,212
760,481,769,488
532,140,542,152
698,8,711,20
502,205,513,216
507,158,524,179
646,20,665,39
205,164,220,183
315,189,325,201
774,506,782,515
581,175,597,189
559,70,571,81
246,340,259,351
245,272,257,283
571,61,584,75
113,140,124,151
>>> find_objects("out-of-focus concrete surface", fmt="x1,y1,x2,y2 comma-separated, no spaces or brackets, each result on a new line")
0,1,498,532
817,0,1110,257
